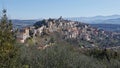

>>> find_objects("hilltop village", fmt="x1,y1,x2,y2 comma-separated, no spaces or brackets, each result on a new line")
16,17,120,49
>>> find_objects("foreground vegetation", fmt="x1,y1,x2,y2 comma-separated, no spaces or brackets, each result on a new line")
1,40,120,68
16,42,120,68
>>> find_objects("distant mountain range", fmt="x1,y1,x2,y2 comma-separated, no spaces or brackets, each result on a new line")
66,15,120,24
11,15,120,31
12,19,37,28
11,15,120,26
90,24,120,32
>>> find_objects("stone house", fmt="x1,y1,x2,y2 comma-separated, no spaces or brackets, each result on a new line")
17,27,30,43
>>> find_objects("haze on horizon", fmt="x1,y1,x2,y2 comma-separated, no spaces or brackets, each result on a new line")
0,0,120,19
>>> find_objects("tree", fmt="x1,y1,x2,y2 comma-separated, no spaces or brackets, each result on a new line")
0,9,19,68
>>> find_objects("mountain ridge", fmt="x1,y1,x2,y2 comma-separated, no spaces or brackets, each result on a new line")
66,14,120,24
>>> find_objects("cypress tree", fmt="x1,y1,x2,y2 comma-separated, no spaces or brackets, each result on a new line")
0,9,19,68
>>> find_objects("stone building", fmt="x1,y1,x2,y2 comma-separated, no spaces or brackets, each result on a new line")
17,27,30,43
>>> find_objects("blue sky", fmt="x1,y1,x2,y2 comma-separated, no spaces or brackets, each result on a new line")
0,0,120,19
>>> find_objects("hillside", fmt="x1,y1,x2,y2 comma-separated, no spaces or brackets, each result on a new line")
27,18,120,49
90,24,120,32
17,18,120,67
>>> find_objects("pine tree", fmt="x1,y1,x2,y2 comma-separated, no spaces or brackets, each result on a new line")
0,9,19,68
